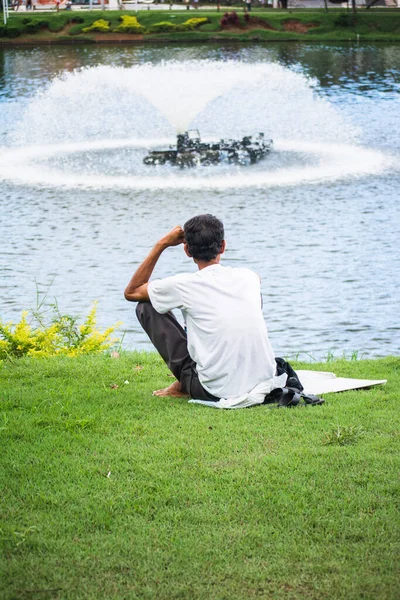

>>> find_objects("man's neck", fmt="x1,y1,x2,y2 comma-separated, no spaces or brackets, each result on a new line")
196,257,221,271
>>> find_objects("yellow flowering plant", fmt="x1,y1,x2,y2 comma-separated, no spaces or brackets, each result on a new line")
182,18,209,28
148,21,177,33
148,18,209,34
113,15,145,34
82,19,111,34
0,302,121,359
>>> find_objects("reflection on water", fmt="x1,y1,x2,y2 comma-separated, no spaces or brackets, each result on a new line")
1,43,399,102
0,43,399,359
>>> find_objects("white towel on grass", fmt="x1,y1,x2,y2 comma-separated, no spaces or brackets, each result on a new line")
188,372,288,409
188,370,387,409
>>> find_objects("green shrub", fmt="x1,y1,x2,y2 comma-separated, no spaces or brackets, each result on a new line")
0,303,120,359
25,20,49,34
334,13,357,28
48,16,70,33
25,22,38,33
67,23,86,35
59,16,84,35
113,15,145,34
4,27,21,39
82,19,111,34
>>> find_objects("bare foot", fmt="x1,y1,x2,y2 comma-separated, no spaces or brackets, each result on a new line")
152,379,189,398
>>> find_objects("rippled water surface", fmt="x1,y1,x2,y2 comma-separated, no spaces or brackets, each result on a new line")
1,43,399,359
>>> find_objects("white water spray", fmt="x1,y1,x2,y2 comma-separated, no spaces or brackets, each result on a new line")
0,60,390,189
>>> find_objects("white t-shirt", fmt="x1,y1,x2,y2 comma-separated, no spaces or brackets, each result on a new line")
148,264,278,399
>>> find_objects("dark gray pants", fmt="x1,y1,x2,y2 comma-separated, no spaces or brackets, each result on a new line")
136,302,219,401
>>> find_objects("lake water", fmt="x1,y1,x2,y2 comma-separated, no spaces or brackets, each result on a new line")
0,43,399,360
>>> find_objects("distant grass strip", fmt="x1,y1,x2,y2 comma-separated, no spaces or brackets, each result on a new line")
1,353,399,599
1,10,400,43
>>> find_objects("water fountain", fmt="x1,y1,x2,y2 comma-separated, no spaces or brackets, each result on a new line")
0,60,389,191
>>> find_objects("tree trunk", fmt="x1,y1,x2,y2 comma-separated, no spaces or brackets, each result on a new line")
351,0,356,13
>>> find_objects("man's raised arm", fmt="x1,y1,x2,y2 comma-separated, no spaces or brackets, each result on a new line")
124,225,184,303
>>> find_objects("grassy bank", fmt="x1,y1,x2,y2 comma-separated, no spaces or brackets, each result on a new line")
1,9,400,44
1,353,399,599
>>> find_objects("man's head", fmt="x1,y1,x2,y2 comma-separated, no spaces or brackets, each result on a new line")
183,214,225,263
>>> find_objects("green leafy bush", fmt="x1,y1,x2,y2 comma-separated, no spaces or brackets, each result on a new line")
0,303,120,359
48,16,70,33
25,22,39,33
113,15,145,34
62,16,85,35
67,23,87,35
38,18,50,27
334,13,357,28
82,19,111,34
25,20,49,33
4,27,21,39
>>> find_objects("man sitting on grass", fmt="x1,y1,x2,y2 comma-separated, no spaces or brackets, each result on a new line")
124,214,308,409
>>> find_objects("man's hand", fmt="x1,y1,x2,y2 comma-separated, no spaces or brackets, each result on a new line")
124,225,185,303
159,225,184,248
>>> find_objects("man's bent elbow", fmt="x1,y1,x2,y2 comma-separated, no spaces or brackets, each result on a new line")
124,284,150,303
124,290,135,302
124,290,141,302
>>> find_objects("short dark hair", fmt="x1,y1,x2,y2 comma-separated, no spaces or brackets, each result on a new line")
184,214,225,262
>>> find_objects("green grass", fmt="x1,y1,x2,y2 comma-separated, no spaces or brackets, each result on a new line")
1,353,399,599
1,9,400,42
